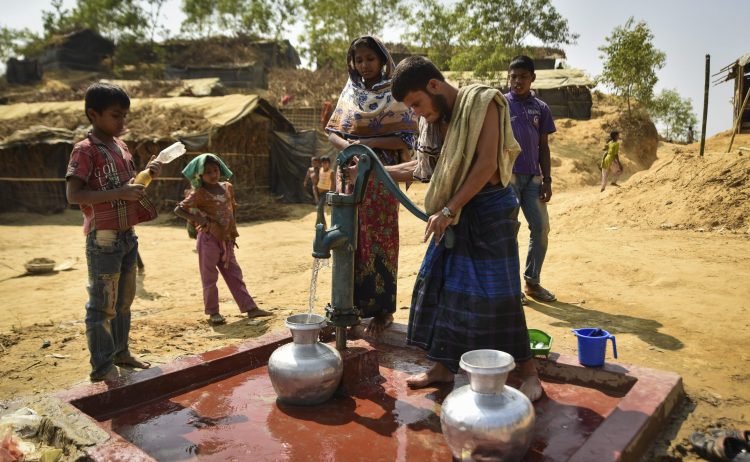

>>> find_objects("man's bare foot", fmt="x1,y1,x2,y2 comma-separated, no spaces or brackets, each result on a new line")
516,358,543,401
113,355,151,369
407,362,454,388
365,312,393,336
247,308,274,319
519,375,544,402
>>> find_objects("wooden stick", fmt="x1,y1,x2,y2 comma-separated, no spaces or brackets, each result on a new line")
700,55,710,156
727,86,750,153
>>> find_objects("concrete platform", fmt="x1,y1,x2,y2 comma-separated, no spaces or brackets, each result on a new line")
56,323,683,461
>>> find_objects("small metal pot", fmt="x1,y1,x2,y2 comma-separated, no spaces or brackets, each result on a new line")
268,314,343,405
440,350,535,461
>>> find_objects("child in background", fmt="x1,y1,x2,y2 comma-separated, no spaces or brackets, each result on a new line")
65,82,161,381
303,156,321,204
315,157,334,227
600,130,623,192
174,154,272,325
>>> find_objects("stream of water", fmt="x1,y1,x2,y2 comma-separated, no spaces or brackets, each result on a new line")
307,258,329,322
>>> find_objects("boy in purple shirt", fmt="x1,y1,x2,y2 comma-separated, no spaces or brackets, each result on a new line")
505,55,557,303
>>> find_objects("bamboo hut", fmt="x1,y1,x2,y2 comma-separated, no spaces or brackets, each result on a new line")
0,95,294,214
444,68,595,120
39,29,114,72
0,127,74,213
715,53,750,134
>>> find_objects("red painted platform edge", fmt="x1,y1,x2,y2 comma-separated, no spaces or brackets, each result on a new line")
56,329,292,419
569,365,684,462
61,335,379,462
370,322,685,462
85,431,157,462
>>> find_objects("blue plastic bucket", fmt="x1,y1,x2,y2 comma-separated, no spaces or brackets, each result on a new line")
571,328,618,367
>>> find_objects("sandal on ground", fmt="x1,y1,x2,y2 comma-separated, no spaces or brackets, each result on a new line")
208,313,226,325
525,284,557,302
690,430,750,461
708,428,750,443
113,355,151,369
520,293,528,306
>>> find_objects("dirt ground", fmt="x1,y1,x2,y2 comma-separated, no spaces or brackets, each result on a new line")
1,130,749,460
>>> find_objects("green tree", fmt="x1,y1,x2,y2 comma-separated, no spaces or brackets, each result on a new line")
181,0,215,36
598,17,666,114
181,0,298,38
35,0,170,67
402,0,457,70
41,0,77,36
40,0,149,40
449,0,578,75
144,0,169,42
649,88,697,142
0,26,40,62
299,0,410,68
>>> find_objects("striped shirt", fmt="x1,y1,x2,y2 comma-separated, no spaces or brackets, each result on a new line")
66,133,156,234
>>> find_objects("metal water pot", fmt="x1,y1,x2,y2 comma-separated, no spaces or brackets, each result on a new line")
440,350,535,461
268,314,343,405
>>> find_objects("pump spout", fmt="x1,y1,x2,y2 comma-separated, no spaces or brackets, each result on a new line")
312,223,348,259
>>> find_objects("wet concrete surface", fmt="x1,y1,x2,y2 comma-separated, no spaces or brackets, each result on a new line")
96,343,625,461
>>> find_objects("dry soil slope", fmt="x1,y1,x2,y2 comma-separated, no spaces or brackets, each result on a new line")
555,131,750,233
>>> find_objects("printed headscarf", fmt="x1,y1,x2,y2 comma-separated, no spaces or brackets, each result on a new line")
181,153,233,189
325,36,417,148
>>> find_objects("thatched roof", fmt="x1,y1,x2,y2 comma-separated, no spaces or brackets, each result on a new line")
0,126,75,149
444,68,594,90
0,94,294,146
715,52,750,84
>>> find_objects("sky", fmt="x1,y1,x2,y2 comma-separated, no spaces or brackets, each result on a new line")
2,0,747,137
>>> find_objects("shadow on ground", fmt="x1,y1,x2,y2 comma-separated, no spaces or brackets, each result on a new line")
527,299,684,351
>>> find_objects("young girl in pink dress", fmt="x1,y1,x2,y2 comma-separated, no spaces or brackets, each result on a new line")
175,154,272,325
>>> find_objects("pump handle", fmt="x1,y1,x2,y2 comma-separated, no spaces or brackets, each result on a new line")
337,145,429,222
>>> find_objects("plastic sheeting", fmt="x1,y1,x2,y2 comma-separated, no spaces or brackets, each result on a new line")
270,130,337,203
444,68,595,90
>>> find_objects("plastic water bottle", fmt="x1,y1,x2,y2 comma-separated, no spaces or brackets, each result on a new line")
155,141,186,164
133,169,153,186
133,142,186,187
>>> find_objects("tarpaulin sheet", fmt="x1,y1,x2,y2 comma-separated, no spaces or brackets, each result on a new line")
444,68,595,90
0,94,261,126
270,130,336,203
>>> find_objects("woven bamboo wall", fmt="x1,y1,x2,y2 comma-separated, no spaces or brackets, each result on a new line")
0,142,72,213
0,113,273,215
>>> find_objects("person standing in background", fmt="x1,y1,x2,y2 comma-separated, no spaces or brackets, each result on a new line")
506,56,557,304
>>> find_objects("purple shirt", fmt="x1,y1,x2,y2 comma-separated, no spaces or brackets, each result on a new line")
505,92,556,176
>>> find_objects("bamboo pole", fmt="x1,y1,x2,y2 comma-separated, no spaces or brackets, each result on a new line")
700,55,710,156
727,86,750,153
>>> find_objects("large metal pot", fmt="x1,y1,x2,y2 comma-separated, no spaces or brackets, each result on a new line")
440,350,535,461
268,314,343,405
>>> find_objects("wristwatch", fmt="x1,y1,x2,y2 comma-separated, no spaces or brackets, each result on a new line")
441,206,455,219
542,176,552,184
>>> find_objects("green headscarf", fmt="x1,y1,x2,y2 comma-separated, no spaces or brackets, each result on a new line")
181,153,233,189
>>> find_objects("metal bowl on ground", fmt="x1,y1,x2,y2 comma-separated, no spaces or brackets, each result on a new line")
24,258,56,274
